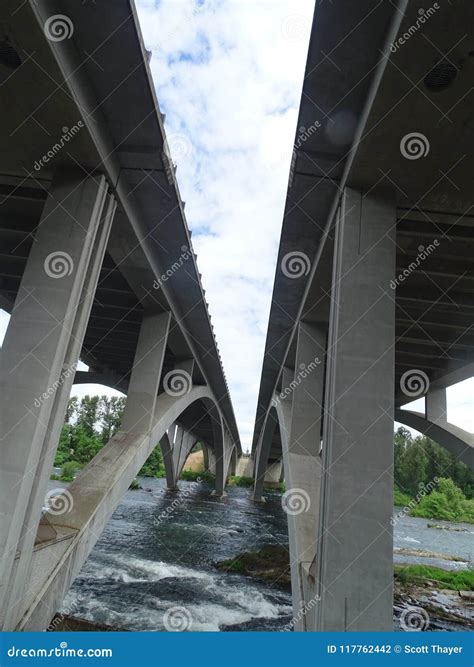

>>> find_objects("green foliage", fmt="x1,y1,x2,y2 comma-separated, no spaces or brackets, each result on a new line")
181,469,214,483
227,475,254,488
219,558,245,573
139,446,165,478
60,460,82,481
394,565,474,591
99,396,126,445
54,395,170,480
54,395,126,470
461,499,474,523
182,469,207,482
393,427,473,499
129,479,142,490
411,477,474,524
53,396,216,483
394,485,412,507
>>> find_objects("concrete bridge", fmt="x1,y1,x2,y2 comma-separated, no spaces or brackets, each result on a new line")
251,0,474,632
0,0,240,630
1,0,473,635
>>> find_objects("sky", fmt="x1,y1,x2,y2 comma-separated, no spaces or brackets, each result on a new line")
0,0,472,450
133,0,316,449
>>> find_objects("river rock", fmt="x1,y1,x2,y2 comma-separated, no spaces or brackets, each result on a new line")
216,544,291,590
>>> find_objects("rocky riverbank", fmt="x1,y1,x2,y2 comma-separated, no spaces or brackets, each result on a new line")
217,544,474,630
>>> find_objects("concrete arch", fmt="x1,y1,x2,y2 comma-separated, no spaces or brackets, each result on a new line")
15,385,231,630
176,439,203,477
252,397,291,501
395,409,473,468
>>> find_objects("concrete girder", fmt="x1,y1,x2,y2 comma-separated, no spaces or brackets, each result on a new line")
22,0,240,453
73,370,127,394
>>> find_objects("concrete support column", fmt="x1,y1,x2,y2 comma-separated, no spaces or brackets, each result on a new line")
0,173,112,629
121,312,171,434
213,428,228,497
160,430,176,490
202,442,210,472
284,322,326,630
207,447,216,475
316,188,396,631
229,447,237,476
426,386,447,425
174,428,197,481
263,459,283,485
252,411,278,501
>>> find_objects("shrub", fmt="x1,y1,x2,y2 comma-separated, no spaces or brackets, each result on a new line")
227,475,254,488
60,461,81,481
394,486,412,506
411,477,474,523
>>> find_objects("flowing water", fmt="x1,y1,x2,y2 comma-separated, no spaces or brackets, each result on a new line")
57,479,473,631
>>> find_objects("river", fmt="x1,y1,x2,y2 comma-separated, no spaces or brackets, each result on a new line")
56,478,473,631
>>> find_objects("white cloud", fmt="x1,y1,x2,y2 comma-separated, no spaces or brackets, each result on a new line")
135,0,314,450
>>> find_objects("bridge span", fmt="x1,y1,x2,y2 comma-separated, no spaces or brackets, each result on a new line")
0,0,473,635
0,0,240,630
251,0,474,632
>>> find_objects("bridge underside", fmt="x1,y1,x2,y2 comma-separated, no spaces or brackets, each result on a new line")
252,0,474,631
0,0,239,631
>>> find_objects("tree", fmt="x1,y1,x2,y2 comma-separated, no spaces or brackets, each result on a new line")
98,396,126,445
139,446,165,478
76,395,100,437
393,426,474,499
65,396,78,423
